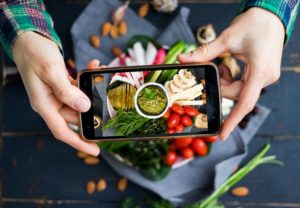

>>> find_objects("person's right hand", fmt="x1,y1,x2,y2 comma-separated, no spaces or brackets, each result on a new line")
178,8,285,140
12,31,101,156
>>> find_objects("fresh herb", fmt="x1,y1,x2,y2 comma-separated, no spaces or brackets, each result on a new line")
135,119,166,135
104,111,149,136
122,197,141,208
143,87,157,100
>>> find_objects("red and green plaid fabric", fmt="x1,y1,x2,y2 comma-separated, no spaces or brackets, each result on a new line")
239,0,299,43
0,0,62,60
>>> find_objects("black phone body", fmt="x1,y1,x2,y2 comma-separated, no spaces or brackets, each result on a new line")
78,63,221,141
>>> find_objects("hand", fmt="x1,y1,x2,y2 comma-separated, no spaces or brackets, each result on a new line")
12,31,103,156
178,8,284,140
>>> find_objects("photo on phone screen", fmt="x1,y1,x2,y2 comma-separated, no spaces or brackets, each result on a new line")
80,64,221,140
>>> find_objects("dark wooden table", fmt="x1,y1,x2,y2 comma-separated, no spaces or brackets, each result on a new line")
1,0,300,207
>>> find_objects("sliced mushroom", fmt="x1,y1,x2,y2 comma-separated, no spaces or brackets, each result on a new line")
196,24,216,45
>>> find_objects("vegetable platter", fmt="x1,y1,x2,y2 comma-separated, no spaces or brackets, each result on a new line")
93,35,234,181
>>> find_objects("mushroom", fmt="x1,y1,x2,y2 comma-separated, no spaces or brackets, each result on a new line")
196,24,216,45
152,0,178,13
94,115,102,129
221,55,241,78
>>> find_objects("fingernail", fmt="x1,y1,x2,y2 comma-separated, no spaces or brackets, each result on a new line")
75,97,90,112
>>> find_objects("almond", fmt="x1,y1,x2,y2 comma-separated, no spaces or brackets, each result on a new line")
90,34,100,48
118,20,127,36
117,177,128,192
112,47,123,57
110,25,119,39
84,156,100,165
67,58,76,69
102,22,112,36
86,181,96,194
76,151,89,159
232,186,249,197
138,3,149,17
97,179,107,191
94,75,104,83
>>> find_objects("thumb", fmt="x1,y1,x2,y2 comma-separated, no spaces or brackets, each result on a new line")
178,36,227,63
56,81,91,112
45,69,91,112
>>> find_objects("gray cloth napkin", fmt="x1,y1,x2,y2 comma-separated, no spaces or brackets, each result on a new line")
71,0,270,204
71,0,159,69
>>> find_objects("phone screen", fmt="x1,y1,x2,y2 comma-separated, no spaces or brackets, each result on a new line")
80,64,221,140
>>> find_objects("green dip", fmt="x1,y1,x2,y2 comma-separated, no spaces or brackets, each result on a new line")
137,85,168,116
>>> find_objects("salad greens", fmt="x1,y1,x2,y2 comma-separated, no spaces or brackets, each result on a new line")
99,139,171,181
104,111,149,136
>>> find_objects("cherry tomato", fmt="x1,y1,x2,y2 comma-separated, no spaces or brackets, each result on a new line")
167,128,176,134
165,150,178,166
171,104,185,115
192,138,208,156
181,115,193,127
173,138,193,148
169,144,176,151
175,124,184,132
167,113,181,129
184,106,199,117
180,147,194,159
203,136,218,143
163,108,171,119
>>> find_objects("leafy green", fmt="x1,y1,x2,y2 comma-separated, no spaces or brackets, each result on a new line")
135,119,167,136
143,87,157,100
122,197,141,208
104,111,149,136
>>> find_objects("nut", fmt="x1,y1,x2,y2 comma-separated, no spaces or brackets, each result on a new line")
97,179,107,191
117,177,128,192
138,3,149,17
232,186,249,197
110,25,119,39
112,47,123,57
67,58,76,69
84,156,100,165
118,20,127,36
90,34,100,48
102,22,112,36
93,75,104,83
76,151,89,159
86,181,96,194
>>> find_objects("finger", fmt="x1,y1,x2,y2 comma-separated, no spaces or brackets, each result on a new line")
43,67,91,112
40,108,100,156
177,36,227,63
219,64,234,84
221,80,243,100
220,74,263,140
60,106,80,125
86,59,100,68
88,65,108,71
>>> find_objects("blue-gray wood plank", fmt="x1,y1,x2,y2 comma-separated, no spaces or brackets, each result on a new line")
1,1,300,208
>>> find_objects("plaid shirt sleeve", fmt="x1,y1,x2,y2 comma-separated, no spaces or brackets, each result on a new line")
0,0,62,60
239,0,299,43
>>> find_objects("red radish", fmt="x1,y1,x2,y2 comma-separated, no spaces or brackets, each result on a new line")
153,48,166,65
119,55,127,66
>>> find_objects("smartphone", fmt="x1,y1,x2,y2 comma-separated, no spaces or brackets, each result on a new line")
78,63,221,141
